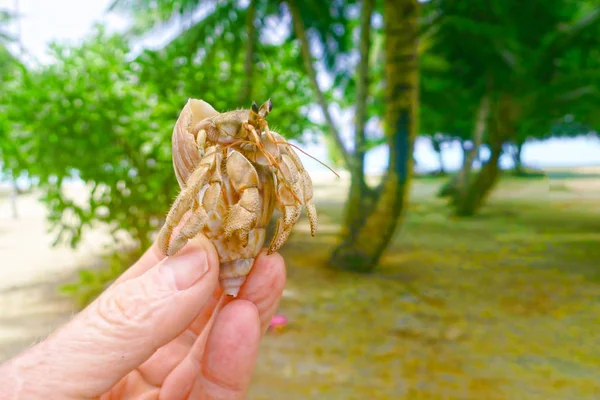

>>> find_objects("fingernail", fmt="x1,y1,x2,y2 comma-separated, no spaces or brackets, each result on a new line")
162,246,209,290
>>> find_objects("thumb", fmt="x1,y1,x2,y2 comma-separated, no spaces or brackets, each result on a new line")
12,237,219,399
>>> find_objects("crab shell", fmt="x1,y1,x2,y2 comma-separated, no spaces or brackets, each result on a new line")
170,99,277,296
172,99,218,188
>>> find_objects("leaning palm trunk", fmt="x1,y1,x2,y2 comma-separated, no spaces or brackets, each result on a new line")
452,139,503,216
342,0,375,238
511,139,525,175
287,0,351,170
438,94,490,198
455,95,490,191
329,0,419,272
452,95,516,216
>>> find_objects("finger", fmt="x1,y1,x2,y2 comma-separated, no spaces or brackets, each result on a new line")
134,328,197,388
112,240,165,285
112,290,228,393
114,211,193,285
185,250,285,338
186,287,231,335
194,300,261,400
236,250,286,334
158,293,230,400
12,237,220,399
159,252,285,398
184,250,285,358
124,244,284,338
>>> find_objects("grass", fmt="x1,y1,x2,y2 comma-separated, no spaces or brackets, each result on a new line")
247,173,600,400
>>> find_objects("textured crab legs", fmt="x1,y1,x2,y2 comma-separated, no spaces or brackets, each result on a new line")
157,99,317,260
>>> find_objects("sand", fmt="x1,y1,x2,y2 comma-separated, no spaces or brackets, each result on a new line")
0,185,116,361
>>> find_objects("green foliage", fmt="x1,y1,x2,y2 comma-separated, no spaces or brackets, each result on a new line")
332,10,388,154
3,7,320,251
0,7,23,175
132,2,319,141
109,0,218,27
424,0,600,143
289,0,356,71
2,2,328,304
419,0,600,216
111,0,356,72
5,26,178,249
419,48,478,143
110,0,356,161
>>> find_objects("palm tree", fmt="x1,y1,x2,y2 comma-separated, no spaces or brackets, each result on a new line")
109,0,420,272
426,0,600,216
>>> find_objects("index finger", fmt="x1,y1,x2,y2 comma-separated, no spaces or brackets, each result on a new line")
114,211,194,285
113,241,165,285
194,300,261,399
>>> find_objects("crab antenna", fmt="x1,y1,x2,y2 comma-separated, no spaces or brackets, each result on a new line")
277,141,341,178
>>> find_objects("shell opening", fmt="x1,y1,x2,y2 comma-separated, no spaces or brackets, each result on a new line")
187,99,219,126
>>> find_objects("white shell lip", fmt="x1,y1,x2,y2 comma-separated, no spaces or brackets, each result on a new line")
187,98,220,124
172,99,221,188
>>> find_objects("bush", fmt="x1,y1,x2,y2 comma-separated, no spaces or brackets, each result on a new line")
3,24,319,306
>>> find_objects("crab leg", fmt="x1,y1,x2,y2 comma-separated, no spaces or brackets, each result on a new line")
244,124,303,205
222,150,261,247
166,199,209,256
280,142,318,237
268,132,318,236
157,145,221,256
268,154,304,254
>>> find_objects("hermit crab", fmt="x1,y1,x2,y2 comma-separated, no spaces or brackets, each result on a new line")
156,98,318,296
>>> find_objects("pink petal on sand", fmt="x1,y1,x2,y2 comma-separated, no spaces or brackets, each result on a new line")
269,314,288,329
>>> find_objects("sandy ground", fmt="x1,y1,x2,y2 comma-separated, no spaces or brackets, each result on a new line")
0,186,118,361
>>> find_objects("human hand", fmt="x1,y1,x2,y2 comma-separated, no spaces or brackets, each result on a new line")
0,236,286,399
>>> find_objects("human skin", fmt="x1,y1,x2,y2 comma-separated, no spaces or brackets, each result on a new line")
0,236,286,399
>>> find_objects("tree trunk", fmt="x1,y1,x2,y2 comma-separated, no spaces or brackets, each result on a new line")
452,93,518,216
239,0,257,104
454,95,490,192
431,136,446,175
329,0,419,272
512,139,525,175
288,0,351,170
438,96,489,198
452,140,503,216
342,0,375,237
461,140,469,168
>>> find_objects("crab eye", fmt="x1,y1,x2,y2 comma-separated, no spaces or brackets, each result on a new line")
251,102,259,114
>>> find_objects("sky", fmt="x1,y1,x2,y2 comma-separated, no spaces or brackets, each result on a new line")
2,0,600,177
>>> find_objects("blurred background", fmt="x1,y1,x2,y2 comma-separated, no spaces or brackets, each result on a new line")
1,0,600,398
